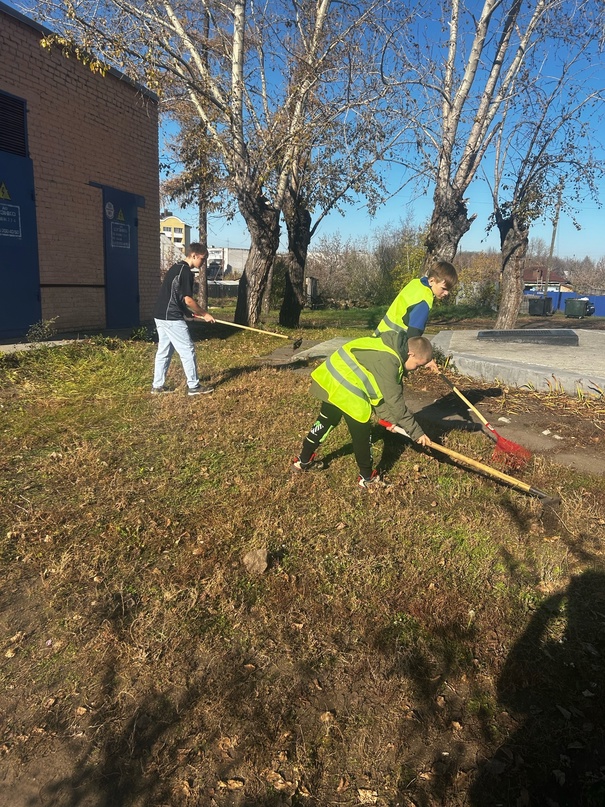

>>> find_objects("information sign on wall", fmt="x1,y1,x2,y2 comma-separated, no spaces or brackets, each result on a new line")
110,221,130,249
0,203,22,238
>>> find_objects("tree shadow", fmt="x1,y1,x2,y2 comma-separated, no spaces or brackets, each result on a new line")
207,354,313,389
370,607,484,806
469,569,605,806
32,640,303,807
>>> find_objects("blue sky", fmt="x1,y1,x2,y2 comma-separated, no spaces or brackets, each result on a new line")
158,1,605,263
13,0,604,263
177,173,605,262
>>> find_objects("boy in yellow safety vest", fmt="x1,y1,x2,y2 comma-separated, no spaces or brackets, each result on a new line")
375,261,458,356
292,332,434,488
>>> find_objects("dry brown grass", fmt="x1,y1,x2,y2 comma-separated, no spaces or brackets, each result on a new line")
1,330,604,807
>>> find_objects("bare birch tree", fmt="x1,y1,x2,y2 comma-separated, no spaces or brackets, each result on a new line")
382,0,604,270
36,0,392,326
489,61,604,329
261,0,404,326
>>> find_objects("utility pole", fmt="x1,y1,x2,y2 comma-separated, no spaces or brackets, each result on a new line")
544,188,563,297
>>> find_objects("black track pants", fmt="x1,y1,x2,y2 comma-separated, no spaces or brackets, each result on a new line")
299,401,373,478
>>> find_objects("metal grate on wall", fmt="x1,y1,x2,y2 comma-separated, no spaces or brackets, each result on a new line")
0,92,28,157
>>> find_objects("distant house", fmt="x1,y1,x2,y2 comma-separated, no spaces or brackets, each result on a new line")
206,246,249,280
523,265,573,293
160,212,191,254
160,232,186,277
0,1,159,338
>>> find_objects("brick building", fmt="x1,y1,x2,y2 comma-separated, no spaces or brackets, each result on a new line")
0,1,160,338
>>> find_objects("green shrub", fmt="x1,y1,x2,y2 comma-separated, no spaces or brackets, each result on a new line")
26,317,59,343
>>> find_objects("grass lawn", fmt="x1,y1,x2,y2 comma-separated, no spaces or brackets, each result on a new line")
1,316,604,807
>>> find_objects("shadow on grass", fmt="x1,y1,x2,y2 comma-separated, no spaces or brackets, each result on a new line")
33,645,301,807
301,393,485,476
211,356,313,390
22,569,605,807
373,415,482,477
469,569,605,807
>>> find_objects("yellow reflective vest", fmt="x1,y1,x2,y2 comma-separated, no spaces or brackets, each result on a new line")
375,277,433,335
311,336,402,422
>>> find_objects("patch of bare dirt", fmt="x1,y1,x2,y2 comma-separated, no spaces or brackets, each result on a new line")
406,370,605,476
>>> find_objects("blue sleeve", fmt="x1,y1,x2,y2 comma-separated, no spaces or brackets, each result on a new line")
404,300,430,336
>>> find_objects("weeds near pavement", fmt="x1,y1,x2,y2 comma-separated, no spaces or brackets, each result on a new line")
1,329,604,807
467,373,605,428
26,316,59,343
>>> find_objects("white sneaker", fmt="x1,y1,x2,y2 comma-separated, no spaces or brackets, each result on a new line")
188,383,214,396
357,471,382,489
291,454,326,471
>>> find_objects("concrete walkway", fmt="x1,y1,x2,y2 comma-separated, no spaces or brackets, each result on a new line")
431,329,605,397
284,329,605,398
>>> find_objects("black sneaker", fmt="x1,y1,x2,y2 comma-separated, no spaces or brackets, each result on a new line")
188,383,214,396
151,386,174,394
291,453,326,472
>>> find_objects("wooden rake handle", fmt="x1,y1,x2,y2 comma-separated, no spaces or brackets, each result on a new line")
378,420,548,498
194,315,290,340
439,373,490,428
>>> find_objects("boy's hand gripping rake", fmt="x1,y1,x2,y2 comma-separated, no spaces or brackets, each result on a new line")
379,420,550,499
439,373,531,465
192,315,303,350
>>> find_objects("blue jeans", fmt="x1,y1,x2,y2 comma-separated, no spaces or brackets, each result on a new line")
153,318,199,389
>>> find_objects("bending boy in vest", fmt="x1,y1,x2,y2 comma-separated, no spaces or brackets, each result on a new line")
375,261,458,349
292,333,434,488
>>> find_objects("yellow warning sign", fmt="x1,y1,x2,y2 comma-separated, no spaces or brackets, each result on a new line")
117,209,125,221
0,182,10,200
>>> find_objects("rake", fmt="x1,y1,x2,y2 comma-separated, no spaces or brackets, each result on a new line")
191,314,303,350
378,420,549,499
439,373,532,466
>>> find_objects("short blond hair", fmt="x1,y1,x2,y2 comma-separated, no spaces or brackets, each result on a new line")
408,336,433,363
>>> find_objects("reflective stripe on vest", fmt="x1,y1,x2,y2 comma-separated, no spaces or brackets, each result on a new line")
326,347,380,401
376,278,433,334
378,310,404,333
312,337,402,422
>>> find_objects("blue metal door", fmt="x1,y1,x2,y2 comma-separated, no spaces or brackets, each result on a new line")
0,152,41,339
102,187,140,329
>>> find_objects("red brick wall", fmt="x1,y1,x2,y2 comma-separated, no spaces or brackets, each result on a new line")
0,7,160,331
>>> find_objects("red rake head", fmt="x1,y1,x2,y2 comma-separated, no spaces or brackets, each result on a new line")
491,435,532,470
